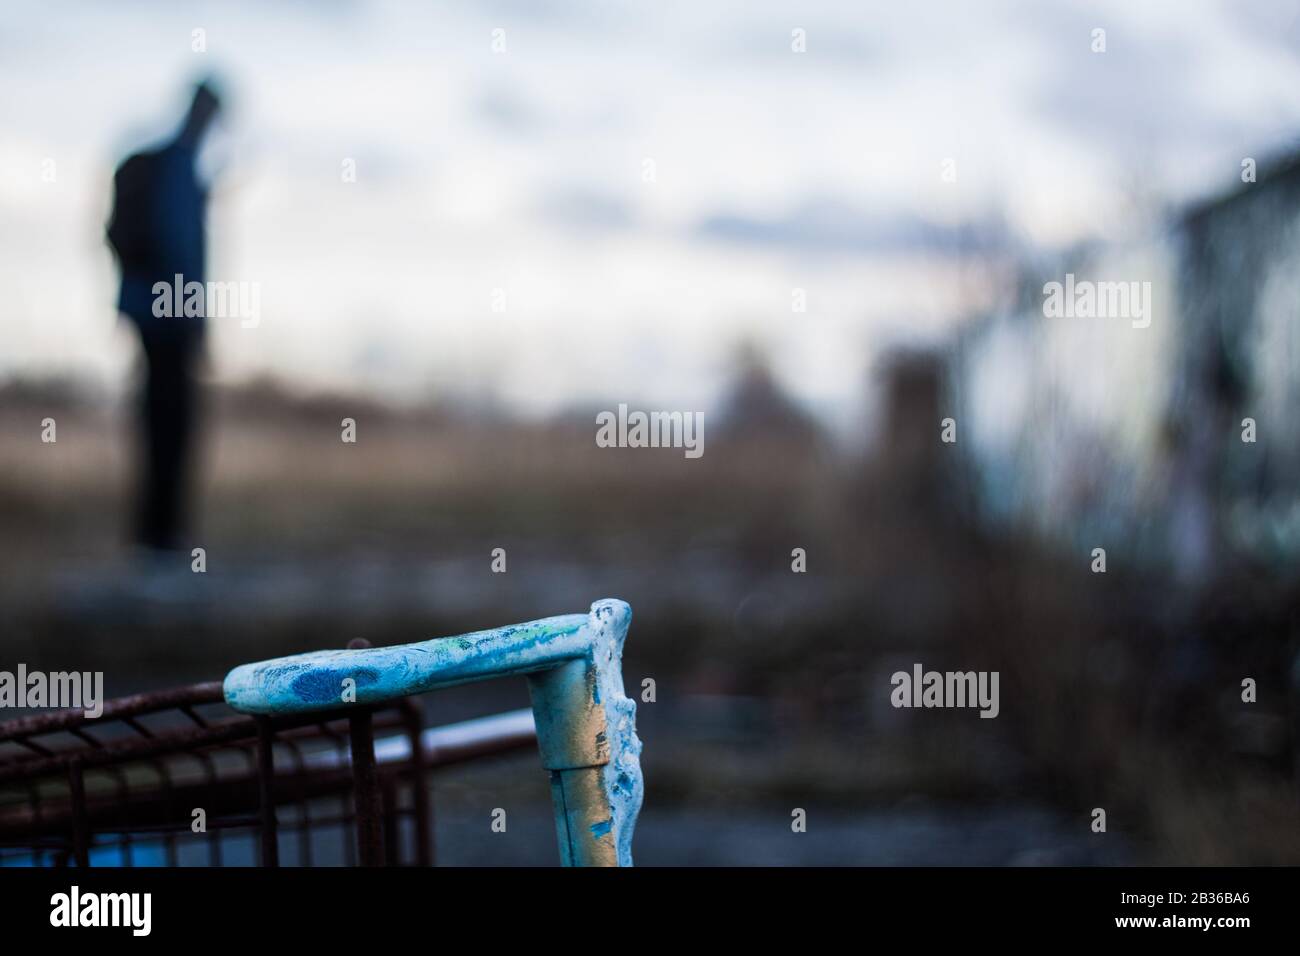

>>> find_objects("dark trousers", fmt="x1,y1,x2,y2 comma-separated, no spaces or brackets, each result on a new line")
136,330,202,551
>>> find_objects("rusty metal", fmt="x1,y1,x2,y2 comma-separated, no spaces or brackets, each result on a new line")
66,757,88,868
401,699,433,866
348,708,384,867
0,674,536,867
256,717,279,867
344,636,383,866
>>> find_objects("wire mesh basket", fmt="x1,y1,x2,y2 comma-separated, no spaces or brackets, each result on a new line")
1,598,641,867
0,679,535,867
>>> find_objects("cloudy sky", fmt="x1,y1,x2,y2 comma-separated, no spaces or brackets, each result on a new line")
3,0,1300,427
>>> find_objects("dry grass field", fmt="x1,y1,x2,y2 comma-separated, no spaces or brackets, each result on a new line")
1,374,1297,863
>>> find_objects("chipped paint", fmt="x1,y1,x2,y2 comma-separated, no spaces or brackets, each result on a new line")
222,599,643,866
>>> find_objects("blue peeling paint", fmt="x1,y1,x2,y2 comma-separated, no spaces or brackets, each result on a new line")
222,599,643,866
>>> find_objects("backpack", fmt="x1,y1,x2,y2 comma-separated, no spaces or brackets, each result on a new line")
106,150,163,274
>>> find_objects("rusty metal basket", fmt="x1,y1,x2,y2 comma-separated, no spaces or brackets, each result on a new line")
0,679,535,867
0,598,643,867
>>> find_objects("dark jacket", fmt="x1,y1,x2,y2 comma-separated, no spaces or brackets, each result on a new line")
115,142,207,337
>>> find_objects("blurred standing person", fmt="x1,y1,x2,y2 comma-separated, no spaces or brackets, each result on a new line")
106,80,222,551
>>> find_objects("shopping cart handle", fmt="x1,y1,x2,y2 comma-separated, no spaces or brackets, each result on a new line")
223,599,643,866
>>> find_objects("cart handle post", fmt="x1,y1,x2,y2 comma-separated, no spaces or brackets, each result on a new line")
222,599,642,866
